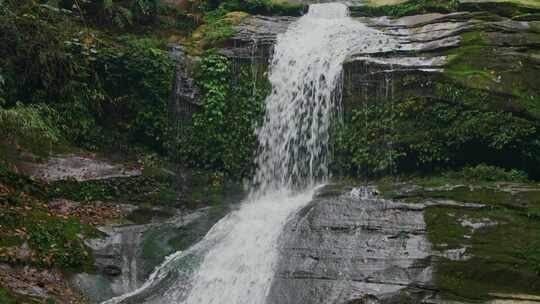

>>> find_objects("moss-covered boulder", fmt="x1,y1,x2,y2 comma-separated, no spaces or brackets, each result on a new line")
333,8,540,179
378,178,540,302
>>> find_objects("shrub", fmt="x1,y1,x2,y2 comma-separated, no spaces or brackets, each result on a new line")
0,103,60,154
174,53,268,178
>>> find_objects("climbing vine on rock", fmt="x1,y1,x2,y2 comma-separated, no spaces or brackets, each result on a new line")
175,53,268,179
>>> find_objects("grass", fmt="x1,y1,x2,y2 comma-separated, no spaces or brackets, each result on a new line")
183,10,249,55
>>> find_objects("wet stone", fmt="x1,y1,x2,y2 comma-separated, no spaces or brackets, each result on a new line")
21,154,141,182
267,188,436,304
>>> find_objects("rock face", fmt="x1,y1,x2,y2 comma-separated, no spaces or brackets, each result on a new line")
220,15,296,58
339,9,540,177
168,44,201,122
72,204,230,303
215,7,540,302
267,186,491,304
74,224,148,301
267,187,435,304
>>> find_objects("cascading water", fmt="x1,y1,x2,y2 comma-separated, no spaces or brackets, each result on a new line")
103,3,396,304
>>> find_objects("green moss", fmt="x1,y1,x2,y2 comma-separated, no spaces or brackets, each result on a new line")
444,32,497,89
530,21,540,33
351,0,458,17
220,0,305,16
0,164,46,198
436,257,540,301
458,0,540,18
0,287,41,304
414,184,540,301
48,175,177,206
0,194,94,271
425,207,471,250
185,10,249,54
512,12,540,20
433,209,540,300
444,29,540,97
445,164,529,183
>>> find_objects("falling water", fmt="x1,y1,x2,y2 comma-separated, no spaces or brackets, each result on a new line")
103,3,396,304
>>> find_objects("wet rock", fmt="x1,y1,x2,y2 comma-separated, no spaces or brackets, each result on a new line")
103,265,122,277
267,188,436,304
459,216,497,231
82,224,148,296
21,154,141,182
220,15,296,58
168,44,201,121
73,207,212,302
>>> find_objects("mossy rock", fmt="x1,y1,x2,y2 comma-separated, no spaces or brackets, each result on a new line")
396,183,540,301
459,0,540,17
351,0,459,17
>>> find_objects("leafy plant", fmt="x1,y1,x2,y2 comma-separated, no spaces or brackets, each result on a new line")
0,103,60,153
174,53,268,178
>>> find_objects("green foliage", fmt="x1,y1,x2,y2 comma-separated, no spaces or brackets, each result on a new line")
0,287,41,304
0,1,75,103
219,0,305,16
77,0,159,27
396,96,536,161
0,165,46,197
0,193,93,270
334,78,540,178
459,0,540,18
175,54,268,178
202,9,242,46
48,175,177,205
355,0,458,17
87,36,175,151
1,0,175,153
332,101,404,178
445,164,529,183
0,103,60,154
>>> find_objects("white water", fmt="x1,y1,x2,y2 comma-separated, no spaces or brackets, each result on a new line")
253,3,396,195
103,3,396,304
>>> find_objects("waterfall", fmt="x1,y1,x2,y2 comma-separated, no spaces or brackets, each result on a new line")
103,3,396,304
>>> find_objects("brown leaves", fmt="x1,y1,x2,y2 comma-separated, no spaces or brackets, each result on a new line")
0,264,86,303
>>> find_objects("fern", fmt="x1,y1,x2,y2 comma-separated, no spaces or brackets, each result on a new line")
0,103,60,151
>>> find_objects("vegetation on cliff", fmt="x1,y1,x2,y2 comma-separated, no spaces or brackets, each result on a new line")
1,0,540,301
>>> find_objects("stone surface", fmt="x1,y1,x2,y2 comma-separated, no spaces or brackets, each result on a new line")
72,207,214,303
168,44,201,122
267,186,435,304
220,15,297,58
20,154,141,182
